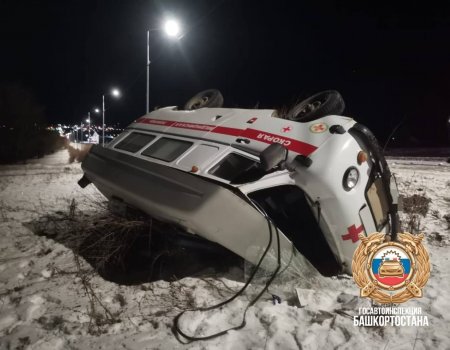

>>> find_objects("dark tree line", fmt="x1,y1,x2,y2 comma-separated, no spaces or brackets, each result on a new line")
0,83,65,163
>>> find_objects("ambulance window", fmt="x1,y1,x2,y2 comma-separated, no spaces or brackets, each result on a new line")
177,144,219,170
209,153,257,181
115,132,156,153
141,137,193,162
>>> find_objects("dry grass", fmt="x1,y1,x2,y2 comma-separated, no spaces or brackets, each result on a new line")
402,194,431,217
76,215,151,272
68,200,154,334
73,252,121,334
401,194,432,233
30,198,152,334
28,196,241,334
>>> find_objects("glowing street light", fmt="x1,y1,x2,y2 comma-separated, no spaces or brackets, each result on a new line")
111,89,120,98
84,107,100,143
102,88,121,147
164,19,181,37
85,112,92,143
146,18,183,114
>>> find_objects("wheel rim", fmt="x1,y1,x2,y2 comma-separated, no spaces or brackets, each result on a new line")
287,90,344,121
191,96,210,109
184,89,224,110
298,100,320,116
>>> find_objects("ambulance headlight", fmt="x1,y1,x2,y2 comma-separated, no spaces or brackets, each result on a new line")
343,167,359,191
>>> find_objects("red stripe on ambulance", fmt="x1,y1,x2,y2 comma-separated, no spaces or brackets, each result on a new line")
135,117,175,127
135,118,317,155
211,126,242,137
241,129,317,156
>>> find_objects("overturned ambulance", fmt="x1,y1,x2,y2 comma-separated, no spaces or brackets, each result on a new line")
79,90,400,276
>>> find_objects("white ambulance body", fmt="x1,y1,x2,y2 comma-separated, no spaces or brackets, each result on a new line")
79,90,400,275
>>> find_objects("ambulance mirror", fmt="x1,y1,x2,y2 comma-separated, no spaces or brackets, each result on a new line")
260,143,288,171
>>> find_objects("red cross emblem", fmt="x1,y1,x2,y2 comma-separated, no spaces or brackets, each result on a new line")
281,126,292,133
310,123,328,133
341,224,364,243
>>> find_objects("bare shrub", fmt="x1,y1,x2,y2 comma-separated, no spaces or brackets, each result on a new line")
113,293,126,307
16,337,30,350
0,128,67,164
402,194,431,233
76,215,151,272
73,252,120,334
37,315,65,331
402,194,431,217
431,210,441,219
30,195,240,334
29,197,143,333
443,214,450,229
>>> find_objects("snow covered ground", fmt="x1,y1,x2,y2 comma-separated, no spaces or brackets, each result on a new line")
0,149,449,349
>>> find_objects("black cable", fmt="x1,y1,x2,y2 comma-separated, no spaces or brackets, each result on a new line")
383,116,407,152
173,201,282,342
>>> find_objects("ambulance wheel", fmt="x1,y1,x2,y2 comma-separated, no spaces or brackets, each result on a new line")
287,90,345,122
184,89,224,110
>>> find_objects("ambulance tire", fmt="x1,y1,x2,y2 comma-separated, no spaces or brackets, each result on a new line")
184,89,224,110
287,90,345,122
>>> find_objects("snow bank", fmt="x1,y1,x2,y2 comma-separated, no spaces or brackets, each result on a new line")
0,150,448,349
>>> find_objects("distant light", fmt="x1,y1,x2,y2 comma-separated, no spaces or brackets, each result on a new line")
111,88,120,97
94,108,100,113
86,118,90,123
164,19,180,37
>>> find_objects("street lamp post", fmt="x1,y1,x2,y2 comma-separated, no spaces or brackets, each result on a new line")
146,30,150,114
83,108,101,144
146,18,182,114
87,112,91,142
102,88,120,147
102,94,105,146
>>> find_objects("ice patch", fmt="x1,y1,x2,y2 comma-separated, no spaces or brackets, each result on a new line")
29,294,45,305
25,294,46,321
29,337,66,350
19,260,30,268
0,313,18,333
109,322,123,334
103,296,113,303
41,269,52,278
295,288,338,312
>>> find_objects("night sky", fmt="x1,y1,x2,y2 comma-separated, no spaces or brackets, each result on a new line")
2,0,450,147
